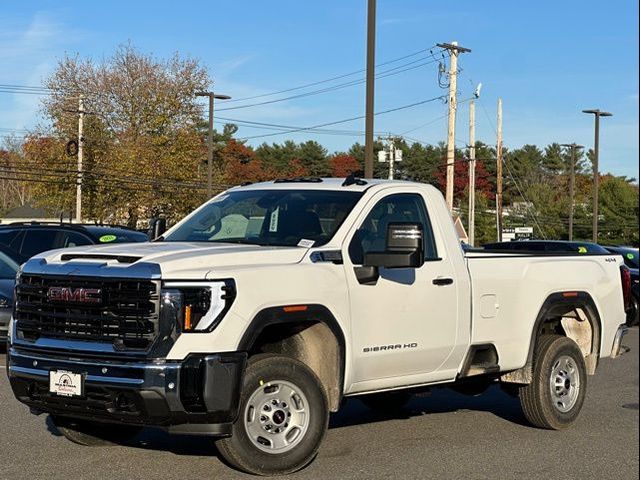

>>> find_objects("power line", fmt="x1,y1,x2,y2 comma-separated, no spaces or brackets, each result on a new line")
0,47,444,101
216,55,442,112
235,94,447,141
471,86,548,239
221,46,441,104
217,116,400,138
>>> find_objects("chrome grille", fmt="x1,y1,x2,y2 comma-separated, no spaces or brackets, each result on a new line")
14,274,160,350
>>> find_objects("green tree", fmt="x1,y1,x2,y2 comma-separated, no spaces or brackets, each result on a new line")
298,140,329,176
38,43,210,225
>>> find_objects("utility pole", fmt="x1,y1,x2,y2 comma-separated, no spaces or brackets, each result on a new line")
387,137,395,180
437,42,471,213
468,101,476,245
496,98,504,242
582,109,612,243
364,0,376,179
196,91,231,197
377,136,402,180
76,95,84,223
560,143,584,241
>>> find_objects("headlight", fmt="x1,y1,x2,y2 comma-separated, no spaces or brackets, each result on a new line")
161,280,235,333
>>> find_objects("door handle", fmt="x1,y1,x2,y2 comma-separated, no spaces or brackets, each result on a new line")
432,277,454,286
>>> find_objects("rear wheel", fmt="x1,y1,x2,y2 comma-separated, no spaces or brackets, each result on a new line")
519,335,587,430
215,354,329,476
627,296,639,327
51,416,142,446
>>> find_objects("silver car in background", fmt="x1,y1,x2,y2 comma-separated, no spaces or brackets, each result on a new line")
0,250,18,342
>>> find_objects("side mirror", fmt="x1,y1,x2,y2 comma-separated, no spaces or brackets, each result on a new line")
148,217,167,240
364,222,424,269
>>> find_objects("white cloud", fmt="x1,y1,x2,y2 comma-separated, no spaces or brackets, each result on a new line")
0,11,84,133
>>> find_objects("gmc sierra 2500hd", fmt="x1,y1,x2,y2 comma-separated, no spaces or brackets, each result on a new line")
6,178,630,476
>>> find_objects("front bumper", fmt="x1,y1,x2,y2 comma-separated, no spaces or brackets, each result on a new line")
610,324,629,359
7,346,246,436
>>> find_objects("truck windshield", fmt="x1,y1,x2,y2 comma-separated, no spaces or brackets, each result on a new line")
164,189,363,247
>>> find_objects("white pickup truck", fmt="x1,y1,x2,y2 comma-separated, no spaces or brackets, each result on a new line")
6,177,631,476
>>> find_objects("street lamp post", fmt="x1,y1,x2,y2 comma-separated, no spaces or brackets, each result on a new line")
196,91,231,197
582,109,612,243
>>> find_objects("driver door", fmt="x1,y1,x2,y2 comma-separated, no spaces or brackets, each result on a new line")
344,191,460,392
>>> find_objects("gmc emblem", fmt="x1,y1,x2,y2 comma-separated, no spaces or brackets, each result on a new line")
47,287,102,304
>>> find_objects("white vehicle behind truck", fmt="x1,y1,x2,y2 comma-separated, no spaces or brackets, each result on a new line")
6,177,631,475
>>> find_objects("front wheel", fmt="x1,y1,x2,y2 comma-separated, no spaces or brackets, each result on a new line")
51,416,142,446
215,354,329,476
519,335,587,430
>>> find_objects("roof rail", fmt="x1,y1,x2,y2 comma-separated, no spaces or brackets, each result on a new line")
273,177,323,183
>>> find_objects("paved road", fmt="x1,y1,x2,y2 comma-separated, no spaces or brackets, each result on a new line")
1,329,638,480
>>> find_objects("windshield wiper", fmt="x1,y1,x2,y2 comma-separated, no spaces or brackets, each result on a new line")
209,239,270,246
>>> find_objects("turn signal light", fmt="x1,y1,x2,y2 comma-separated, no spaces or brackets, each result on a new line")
283,305,308,313
184,305,193,331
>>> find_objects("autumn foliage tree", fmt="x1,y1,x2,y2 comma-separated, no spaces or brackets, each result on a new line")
434,157,494,202
329,154,361,177
34,44,211,225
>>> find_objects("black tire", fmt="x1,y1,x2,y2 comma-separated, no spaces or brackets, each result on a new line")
519,335,587,430
627,296,639,327
215,354,329,476
360,390,412,412
51,416,142,446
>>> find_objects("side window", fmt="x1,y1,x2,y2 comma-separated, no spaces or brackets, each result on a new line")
348,193,438,265
59,231,92,248
20,229,58,258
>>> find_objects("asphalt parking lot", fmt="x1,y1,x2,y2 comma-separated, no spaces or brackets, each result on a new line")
1,329,637,480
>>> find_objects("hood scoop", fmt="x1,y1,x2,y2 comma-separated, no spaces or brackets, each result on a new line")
60,253,142,264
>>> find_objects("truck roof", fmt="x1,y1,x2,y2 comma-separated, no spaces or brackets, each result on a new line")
228,177,432,193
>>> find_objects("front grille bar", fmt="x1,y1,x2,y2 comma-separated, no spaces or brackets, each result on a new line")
14,274,160,351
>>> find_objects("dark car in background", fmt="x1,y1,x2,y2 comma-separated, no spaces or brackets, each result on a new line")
0,222,149,264
0,250,19,342
604,246,639,326
482,240,611,254
483,240,638,326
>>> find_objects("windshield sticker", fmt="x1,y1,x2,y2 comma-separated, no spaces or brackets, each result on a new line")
627,253,635,260
577,246,588,254
269,208,279,232
99,234,117,243
298,239,315,248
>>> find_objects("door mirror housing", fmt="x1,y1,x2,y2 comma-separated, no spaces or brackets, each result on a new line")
148,217,167,240
364,222,424,269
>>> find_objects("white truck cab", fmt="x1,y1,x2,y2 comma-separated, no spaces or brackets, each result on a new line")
7,177,630,475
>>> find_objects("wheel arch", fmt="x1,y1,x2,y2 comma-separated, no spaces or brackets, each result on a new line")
237,304,346,412
501,291,602,384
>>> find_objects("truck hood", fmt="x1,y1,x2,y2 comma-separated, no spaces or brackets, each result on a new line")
30,242,309,279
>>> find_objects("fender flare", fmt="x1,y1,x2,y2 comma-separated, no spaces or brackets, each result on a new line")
237,304,347,400
503,291,602,383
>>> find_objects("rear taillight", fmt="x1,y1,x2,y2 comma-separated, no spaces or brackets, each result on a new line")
620,265,632,311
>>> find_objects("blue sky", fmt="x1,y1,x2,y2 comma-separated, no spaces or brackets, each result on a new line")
1,0,638,178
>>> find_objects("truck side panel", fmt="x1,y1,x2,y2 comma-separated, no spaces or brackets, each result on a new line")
466,254,626,371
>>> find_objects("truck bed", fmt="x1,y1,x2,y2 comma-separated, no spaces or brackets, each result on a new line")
465,251,626,371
